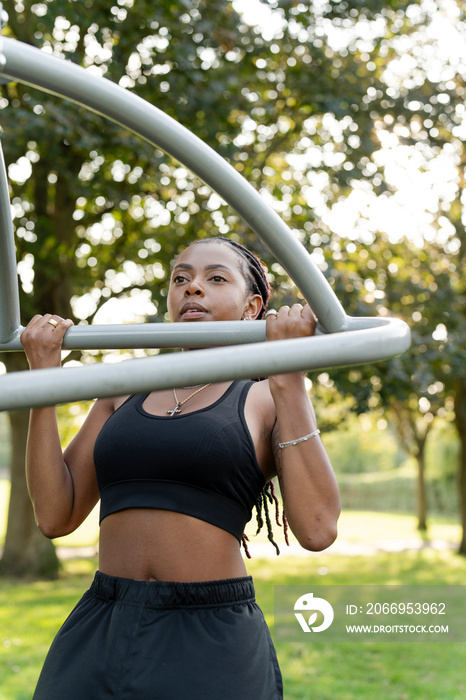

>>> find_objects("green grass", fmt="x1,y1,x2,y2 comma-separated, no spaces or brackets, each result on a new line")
255,549,466,700
1,547,466,700
0,558,96,700
0,476,464,700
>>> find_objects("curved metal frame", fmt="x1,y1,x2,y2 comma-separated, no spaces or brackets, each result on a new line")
0,36,411,411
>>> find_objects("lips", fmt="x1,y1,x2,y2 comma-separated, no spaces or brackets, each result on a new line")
180,302,208,318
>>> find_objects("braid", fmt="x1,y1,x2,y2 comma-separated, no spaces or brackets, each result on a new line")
254,490,265,535
241,480,290,557
267,480,289,544
262,485,280,556
191,237,271,319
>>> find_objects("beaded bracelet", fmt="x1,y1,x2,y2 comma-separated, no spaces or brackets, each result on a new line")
278,429,321,450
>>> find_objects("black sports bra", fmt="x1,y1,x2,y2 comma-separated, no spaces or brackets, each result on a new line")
93,380,266,542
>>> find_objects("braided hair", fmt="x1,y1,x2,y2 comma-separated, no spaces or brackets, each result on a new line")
242,481,290,559
188,236,289,556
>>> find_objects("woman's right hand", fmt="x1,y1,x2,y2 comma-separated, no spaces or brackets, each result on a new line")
20,314,74,370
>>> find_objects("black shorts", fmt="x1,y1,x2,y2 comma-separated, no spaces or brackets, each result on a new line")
33,570,283,699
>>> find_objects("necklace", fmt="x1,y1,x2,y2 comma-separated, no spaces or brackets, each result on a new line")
167,384,211,416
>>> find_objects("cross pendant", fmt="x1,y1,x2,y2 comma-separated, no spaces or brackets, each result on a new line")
167,402,182,417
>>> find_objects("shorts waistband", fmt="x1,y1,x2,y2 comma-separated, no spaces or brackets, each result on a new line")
89,570,256,609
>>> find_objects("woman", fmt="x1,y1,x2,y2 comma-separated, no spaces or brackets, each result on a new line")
21,236,341,700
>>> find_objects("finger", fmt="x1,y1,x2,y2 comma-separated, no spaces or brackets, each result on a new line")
301,305,317,336
37,313,55,328
289,303,304,317
41,314,65,330
302,304,316,322
25,314,46,330
47,318,74,343
264,309,279,321
275,305,290,317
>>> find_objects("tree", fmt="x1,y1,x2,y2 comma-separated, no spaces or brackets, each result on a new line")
0,0,434,575
318,0,466,549
0,0,289,576
320,234,453,532
256,0,466,546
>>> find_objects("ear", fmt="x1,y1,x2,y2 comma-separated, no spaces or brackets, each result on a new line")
242,294,263,320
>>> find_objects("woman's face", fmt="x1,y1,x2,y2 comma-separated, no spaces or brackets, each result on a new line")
167,242,261,323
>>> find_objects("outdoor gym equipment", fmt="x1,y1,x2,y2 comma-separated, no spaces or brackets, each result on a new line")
0,25,411,411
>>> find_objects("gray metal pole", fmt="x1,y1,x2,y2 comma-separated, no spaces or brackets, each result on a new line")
0,3,5,74
0,37,347,333
0,139,21,343
1,320,268,351
0,319,411,411
0,36,412,412
0,315,404,352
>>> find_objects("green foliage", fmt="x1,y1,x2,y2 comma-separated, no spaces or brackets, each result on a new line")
314,231,457,504
55,401,94,447
2,0,274,323
337,465,460,516
324,418,404,474
0,0,432,326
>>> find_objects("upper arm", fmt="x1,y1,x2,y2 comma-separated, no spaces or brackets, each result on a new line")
244,380,277,482
61,397,115,532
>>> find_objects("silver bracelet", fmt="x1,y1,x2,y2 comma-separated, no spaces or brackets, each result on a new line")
278,429,321,450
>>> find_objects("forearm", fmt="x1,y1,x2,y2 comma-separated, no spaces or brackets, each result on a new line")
269,374,341,551
26,406,74,538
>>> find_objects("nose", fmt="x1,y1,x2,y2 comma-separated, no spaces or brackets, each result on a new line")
185,279,203,296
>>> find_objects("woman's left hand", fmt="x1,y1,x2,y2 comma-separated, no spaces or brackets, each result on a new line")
265,303,317,342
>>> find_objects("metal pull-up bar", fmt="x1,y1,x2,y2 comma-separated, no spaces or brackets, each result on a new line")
0,35,411,411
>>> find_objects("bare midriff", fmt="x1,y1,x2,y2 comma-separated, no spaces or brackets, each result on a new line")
98,508,248,582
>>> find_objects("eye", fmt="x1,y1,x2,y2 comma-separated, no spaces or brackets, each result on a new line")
172,274,188,284
210,275,227,282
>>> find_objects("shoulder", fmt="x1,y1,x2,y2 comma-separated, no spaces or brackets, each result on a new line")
91,395,131,419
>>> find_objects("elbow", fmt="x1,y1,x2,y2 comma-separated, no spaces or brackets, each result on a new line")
36,521,64,540
35,514,74,540
42,530,60,540
297,522,339,552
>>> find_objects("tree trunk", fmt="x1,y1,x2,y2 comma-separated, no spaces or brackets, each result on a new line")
416,449,428,532
454,380,466,556
0,353,60,578
389,402,429,532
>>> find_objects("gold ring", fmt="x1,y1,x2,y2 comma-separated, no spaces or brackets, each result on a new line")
47,319,59,328
265,309,278,318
